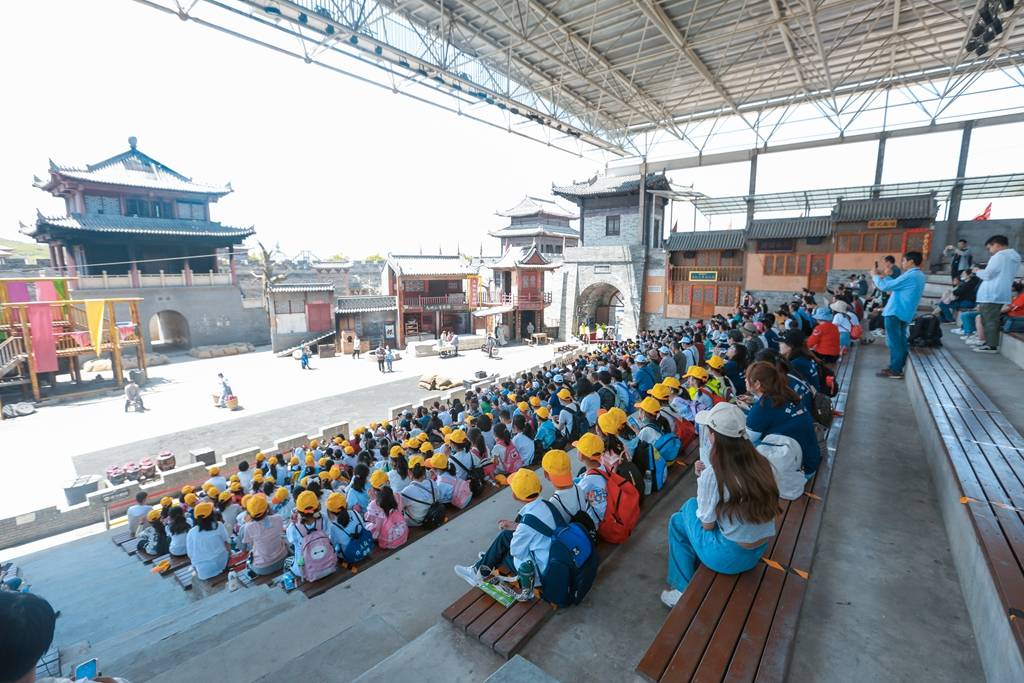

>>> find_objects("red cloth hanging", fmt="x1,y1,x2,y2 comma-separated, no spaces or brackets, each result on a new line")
27,303,59,373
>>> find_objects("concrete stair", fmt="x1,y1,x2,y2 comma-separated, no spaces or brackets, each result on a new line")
70,583,303,680
352,622,505,683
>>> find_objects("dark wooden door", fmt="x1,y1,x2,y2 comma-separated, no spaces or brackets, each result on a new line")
808,254,829,291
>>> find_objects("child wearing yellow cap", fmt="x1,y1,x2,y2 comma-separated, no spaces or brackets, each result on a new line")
400,454,454,526
324,492,367,559
453,468,552,595
216,489,243,540
346,464,371,514
204,467,227,492
136,507,171,556
186,501,231,584
238,494,289,577
534,406,557,452
167,505,191,557
572,432,609,528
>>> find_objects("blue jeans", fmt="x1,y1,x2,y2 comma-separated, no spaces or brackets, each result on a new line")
839,331,851,348
937,300,975,323
884,316,909,374
667,498,767,591
1004,317,1024,333
960,311,980,334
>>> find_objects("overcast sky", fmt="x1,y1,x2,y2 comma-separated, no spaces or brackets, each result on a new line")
2,0,1022,260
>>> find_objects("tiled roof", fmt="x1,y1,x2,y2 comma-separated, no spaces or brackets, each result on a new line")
832,195,938,222
747,217,833,239
552,173,672,199
268,282,334,294
488,223,580,238
387,254,477,277
29,212,254,239
336,295,398,313
488,245,556,270
497,196,577,219
39,142,231,196
312,261,352,270
666,229,746,251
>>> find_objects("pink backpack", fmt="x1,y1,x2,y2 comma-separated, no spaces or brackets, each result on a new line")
499,441,524,475
441,473,471,509
378,496,409,550
296,519,337,582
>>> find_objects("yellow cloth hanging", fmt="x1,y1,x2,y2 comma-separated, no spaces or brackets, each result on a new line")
85,300,106,355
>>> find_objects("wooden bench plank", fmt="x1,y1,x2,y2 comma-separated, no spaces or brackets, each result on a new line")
111,530,133,546
636,348,858,683
466,600,514,639
442,586,487,621
453,592,501,630
448,442,699,659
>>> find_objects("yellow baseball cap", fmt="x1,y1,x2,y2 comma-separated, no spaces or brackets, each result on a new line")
194,501,214,519
272,487,289,504
326,492,347,513
318,471,331,481
608,407,628,424
542,450,573,487
253,470,264,481
160,496,173,507
208,466,219,476
289,456,300,466
229,481,243,493
573,432,604,459
419,442,434,454
181,485,194,496
508,468,542,502
229,474,240,483
427,453,449,470
535,406,550,420
662,376,681,390
508,393,517,402
417,432,429,442
218,490,233,503
389,445,404,457
310,439,319,449
246,494,268,517
255,452,266,462
370,469,389,489
635,396,662,415
597,411,621,436
529,396,542,407
557,388,572,401
146,508,162,522
648,383,671,400
184,493,198,506
682,366,709,382
706,355,726,370
268,456,278,465
449,429,468,444
329,465,341,480
517,401,529,412
296,490,320,514
408,455,426,469
318,457,330,468
344,445,355,455
305,454,315,466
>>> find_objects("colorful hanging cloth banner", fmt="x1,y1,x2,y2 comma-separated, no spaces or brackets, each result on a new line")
85,300,106,355
27,303,58,373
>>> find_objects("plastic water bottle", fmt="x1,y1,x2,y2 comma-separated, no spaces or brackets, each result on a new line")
644,471,653,496
516,559,536,601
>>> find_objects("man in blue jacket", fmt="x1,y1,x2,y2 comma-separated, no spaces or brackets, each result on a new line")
871,251,926,379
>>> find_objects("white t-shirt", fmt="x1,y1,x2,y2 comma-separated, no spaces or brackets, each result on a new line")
450,449,482,479
185,523,229,580
512,432,536,466
126,504,150,535
832,313,852,334
237,470,253,491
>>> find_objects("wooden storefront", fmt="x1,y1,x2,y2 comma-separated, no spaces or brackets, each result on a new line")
664,229,746,319
831,194,937,273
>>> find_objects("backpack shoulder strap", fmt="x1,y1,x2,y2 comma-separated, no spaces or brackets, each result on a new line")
520,512,555,538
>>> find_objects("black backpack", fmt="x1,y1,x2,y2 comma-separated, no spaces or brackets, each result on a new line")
597,386,616,411
631,440,665,493
451,454,486,497
560,406,589,442
408,481,446,529
908,314,943,347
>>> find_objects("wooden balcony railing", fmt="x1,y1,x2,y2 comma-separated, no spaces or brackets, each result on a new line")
404,293,467,309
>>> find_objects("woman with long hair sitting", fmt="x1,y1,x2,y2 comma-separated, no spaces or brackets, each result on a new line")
662,402,779,607
744,361,821,476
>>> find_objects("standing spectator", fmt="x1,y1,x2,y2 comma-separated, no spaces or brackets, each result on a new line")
658,345,678,379
871,251,926,378
216,373,231,407
972,235,1022,353
385,345,395,372
944,239,973,284
375,343,386,373
299,346,311,370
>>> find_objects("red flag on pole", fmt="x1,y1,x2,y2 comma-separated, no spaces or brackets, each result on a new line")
974,203,992,220
671,220,678,233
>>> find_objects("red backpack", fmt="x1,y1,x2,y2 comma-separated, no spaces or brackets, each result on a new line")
593,469,640,544
666,410,698,447
699,387,726,407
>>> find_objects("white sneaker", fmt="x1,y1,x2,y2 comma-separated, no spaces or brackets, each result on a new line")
661,589,682,608
950,328,965,335
454,564,484,587
973,345,999,354
966,338,984,346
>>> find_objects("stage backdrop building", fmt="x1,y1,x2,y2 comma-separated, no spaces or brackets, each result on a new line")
23,137,269,351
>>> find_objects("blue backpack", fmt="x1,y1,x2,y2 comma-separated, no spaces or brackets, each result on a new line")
654,425,682,463
521,501,599,607
334,513,373,566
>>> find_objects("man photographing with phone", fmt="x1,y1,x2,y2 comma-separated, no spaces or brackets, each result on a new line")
870,251,926,380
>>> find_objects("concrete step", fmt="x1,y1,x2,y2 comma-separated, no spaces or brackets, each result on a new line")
104,584,304,681
352,622,505,683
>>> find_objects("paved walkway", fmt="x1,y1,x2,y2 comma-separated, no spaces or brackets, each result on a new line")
789,342,984,681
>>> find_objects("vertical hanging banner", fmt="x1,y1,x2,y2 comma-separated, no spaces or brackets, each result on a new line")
85,300,106,355
27,303,58,373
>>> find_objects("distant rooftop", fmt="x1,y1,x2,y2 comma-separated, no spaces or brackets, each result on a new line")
36,136,232,196
268,282,334,294
552,173,672,199
27,212,253,240
386,254,477,277
497,196,577,219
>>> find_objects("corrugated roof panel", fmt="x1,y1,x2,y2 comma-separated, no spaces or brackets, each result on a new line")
268,282,334,293
666,229,746,251
335,295,398,313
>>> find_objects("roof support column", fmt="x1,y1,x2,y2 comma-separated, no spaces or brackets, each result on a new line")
746,152,759,227
229,245,237,286
946,122,974,247
872,134,887,198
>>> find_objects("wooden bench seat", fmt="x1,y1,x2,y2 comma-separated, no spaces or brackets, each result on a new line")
111,530,133,546
908,346,1024,678
443,441,699,659
636,348,857,682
